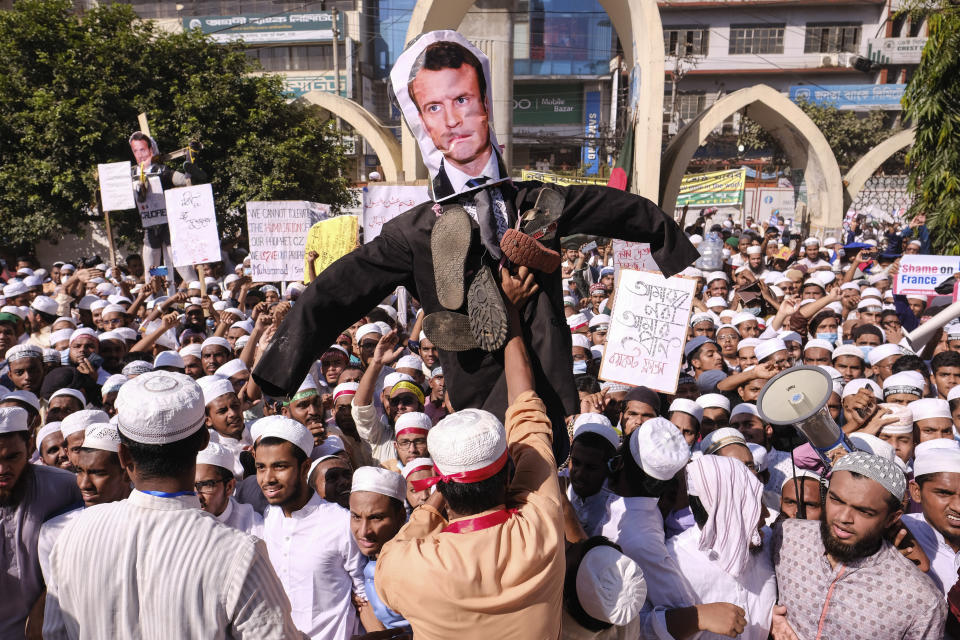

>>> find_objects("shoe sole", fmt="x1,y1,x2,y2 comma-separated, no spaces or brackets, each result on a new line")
468,265,509,352
431,206,472,311
500,229,562,273
423,311,479,352
521,187,565,244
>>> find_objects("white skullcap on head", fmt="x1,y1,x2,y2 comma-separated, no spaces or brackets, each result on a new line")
122,361,154,377
914,446,960,478
862,286,882,299
779,331,802,345
201,337,231,353
324,344,351,360
589,314,610,329
803,237,820,246
745,245,762,256
0,407,29,434
187,281,202,290
690,312,715,328
179,344,202,360
732,312,757,326
101,374,128,397
949,386,960,403
706,271,727,284
374,321,391,335
882,371,924,399
100,304,126,316
705,297,728,309
215,359,248,378
69,327,98,344
746,442,768,472
116,371,205,445
812,271,835,287
77,295,99,310
351,466,407,502
252,415,314,457
197,375,234,406
231,320,255,334
910,398,952,422
196,442,237,472
730,403,760,419
737,338,759,352
5,344,43,362
804,339,835,353
355,323,382,342
50,328,74,345
857,298,882,311
572,334,591,349
314,434,346,458
428,409,507,480
382,373,413,392
840,282,860,292
699,427,747,455
832,344,864,362
850,432,897,463
89,300,109,312
572,413,620,451
681,266,703,278
50,387,86,406
36,422,62,447
868,273,889,285
754,339,787,362
82,423,121,453
668,398,703,423
333,382,359,402
396,354,423,370
780,466,823,489
98,330,124,344
842,378,882,400
401,457,435,480
115,327,137,342
154,351,185,369
394,412,432,438
31,296,58,316
868,343,902,366
878,403,914,435
567,313,589,331
916,440,960,460
5,390,40,412
697,393,731,412
576,545,646,626
629,417,689,481
832,450,906,499
61,409,110,438
377,304,398,322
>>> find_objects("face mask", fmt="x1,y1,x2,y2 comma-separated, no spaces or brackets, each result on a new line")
816,332,838,344
745,306,762,317
573,360,587,374
859,345,873,360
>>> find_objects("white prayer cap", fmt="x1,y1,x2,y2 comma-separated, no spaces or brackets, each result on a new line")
42,348,60,364
882,371,924,399
825,301,844,315
100,304,126,317
196,442,236,472
745,245,762,256
61,409,110,438
102,374,127,397
700,427,747,455
832,450,906,499
572,413,619,451
60,263,75,272
383,373,414,391
82,423,121,453
396,354,423,370
832,344,865,362
824,236,839,246
842,378,882,400
949,386,960,403
669,398,703,423
1,305,26,319
5,344,42,362
878,403,914,435
197,375,234,406
916,439,960,458
567,313,589,331
779,331,802,345
576,545,645,627
355,323,382,342
867,273,890,285
77,295,99,310
680,266,704,278
252,415,314,457
223,274,239,287
201,337,231,353
690,312,715,328
374,321,392,335
719,310,736,322
115,327,137,343
840,282,860,292
737,338,760,353
394,412,432,438
812,271,835,287
857,298,883,311
4,389,38,413
69,327,98,344
914,447,960,478
705,297,728,309
3,281,27,297
230,320,254,334
36,422,62,446
0,407,29,434
428,409,507,480
780,466,823,489
179,344,202,360
376,304,398,322
107,294,132,306
706,271,728,284
746,442,768,472
186,280,202,291
54,316,77,327
401,457,435,480
50,388,86,406
154,351,185,369
30,296,58,316
333,382,359,402
572,334,591,349
351,466,407,502
116,372,205,445
868,343,902,366
818,365,844,392
803,237,820,247
629,417,689,481
804,339,835,353
99,330,124,344
223,307,245,320
697,393,731,412
600,381,633,394
754,339,787,362
909,398,952,422
734,265,751,277
315,434,346,458
122,360,154,377
215,359,248,378
732,312,756,327
861,286,882,299
730,403,760,420
850,432,898,463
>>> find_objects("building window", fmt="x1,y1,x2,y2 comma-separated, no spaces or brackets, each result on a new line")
728,24,785,55
664,26,710,56
676,93,706,122
804,23,861,53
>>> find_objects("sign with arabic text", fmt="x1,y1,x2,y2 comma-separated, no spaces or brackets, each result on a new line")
676,169,746,208
165,184,220,266
362,184,431,243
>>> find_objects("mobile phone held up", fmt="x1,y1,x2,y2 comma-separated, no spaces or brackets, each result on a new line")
148,266,169,277
243,267,252,276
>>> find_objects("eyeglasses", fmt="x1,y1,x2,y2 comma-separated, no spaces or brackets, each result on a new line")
396,437,427,450
194,479,227,494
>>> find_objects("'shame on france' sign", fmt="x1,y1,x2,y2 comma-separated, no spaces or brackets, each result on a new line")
599,269,696,393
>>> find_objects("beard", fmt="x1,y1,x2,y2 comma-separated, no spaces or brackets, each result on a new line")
819,510,884,563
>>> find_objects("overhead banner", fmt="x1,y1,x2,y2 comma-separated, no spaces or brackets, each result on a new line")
304,215,359,279
519,170,607,187
183,12,342,44
893,255,960,298
246,201,330,283
676,169,746,208
165,184,221,267
789,84,906,110
599,269,696,393
362,184,430,243
97,162,135,211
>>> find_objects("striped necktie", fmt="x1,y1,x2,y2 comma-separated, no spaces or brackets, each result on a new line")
466,176,508,238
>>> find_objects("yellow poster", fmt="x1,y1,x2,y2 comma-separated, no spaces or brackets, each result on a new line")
303,215,359,283
520,169,608,187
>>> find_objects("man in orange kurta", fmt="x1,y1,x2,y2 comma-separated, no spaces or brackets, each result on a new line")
374,267,564,639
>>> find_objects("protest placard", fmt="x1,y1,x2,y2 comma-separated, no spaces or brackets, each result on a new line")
165,183,220,267
246,201,330,283
97,162,135,211
519,169,608,186
598,269,696,393
362,184,430,243
893,255,960,298
136,175,168,228
611,240,657,272
304,215,359,279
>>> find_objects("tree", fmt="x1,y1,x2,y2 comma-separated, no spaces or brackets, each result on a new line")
902,1,960,254
0,0,353,252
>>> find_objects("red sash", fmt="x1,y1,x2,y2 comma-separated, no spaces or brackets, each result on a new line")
442,508,517,534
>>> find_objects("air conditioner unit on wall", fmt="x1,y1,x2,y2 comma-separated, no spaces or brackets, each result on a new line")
837,53,855,67
821,54,837,67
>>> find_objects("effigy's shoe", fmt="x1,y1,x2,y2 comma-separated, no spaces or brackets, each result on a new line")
431,206,472,311
520,186,565,244
467,265,509,352
500,228,562,273
423,310,479,352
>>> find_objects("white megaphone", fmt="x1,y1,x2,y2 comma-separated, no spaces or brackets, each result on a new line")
757,365,855,469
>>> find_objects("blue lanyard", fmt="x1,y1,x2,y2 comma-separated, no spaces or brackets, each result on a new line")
141,490,196,498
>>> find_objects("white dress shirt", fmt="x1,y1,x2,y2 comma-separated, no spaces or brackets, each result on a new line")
443,148,502,196
667,525,777,640
217,496,263,538
903,512,960,595
560,471,613,536
37,507,82,586
263,492,366,640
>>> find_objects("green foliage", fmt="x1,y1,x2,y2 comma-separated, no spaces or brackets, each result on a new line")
740,99,898,171
902,2,960,254
0,0,352,250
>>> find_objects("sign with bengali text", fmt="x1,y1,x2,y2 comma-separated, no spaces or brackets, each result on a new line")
165,183,220,267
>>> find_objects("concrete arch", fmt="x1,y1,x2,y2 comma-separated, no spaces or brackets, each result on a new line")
843,127,915,211
400,0,665,200
660,85,844,230
298,89,403,182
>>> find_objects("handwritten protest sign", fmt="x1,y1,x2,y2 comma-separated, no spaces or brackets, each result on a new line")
612,240,658,272
893,255,960,298
246,201,330,283
362,184,430,243
598,269,696,393
304,215,359,279
137,175,168,228
97,162,135,211
165,184,220,267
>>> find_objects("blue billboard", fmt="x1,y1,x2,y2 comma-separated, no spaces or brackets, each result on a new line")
582,91,601,176
788,84,905,109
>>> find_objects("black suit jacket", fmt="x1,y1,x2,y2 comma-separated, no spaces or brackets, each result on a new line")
252,181,699,460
